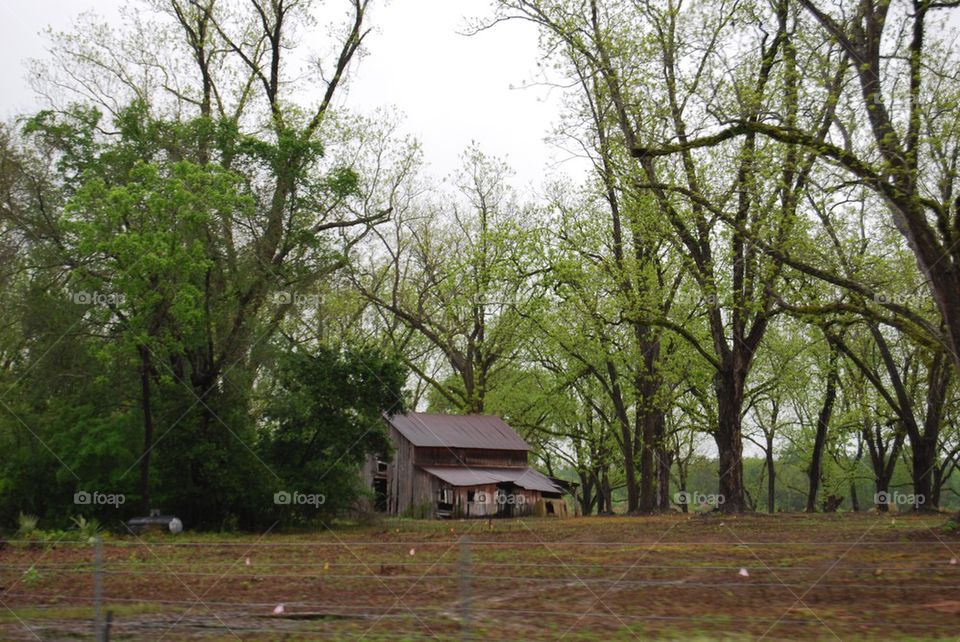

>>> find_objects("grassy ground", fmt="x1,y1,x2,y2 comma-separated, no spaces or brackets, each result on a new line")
1,512,959,640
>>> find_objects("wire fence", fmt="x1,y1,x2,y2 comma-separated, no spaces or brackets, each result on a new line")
4,538,958,546
1,528,959,641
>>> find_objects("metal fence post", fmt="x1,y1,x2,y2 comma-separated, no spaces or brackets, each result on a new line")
459,535,472,640
94,535,104,642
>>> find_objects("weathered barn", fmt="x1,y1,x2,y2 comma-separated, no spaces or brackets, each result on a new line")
362,412,567,519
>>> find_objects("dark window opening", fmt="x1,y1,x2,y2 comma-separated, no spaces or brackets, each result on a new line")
438,487,453,504
496,483,516,518
373,478,387,512
546,501,555,515
467,490,476,502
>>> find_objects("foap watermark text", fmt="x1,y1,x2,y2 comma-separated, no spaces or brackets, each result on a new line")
674,491,725,508
274,490,326,508
71,291,126,306
874,490,924,508
74,490,126,508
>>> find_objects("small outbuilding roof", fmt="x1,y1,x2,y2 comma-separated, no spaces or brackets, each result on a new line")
419,465,563,495
385,412,531,451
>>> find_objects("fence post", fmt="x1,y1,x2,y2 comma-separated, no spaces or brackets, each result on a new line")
94,535,105,642
459,535,472,640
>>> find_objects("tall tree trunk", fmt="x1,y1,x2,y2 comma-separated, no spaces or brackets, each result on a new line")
766,431,776,514
850,437,863,512
138,345,154,515
915,352,950,510
806,345,839,512
639,411,659,513
578,472,594,516
714,371,746,513
932,467,944,509
637,329,662,513
601,469,613,513
657,439,672,511
615,411,638,513
592,490,603,515
849,480,860,512
604,364,639,513
620,436,637,512
911,434,937,511
677,456,689,514
864,421,905,513
875,479,890,513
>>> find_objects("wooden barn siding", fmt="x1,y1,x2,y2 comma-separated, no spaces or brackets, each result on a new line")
410,466,438,515
448,485,541,518
445,487,569,519
414,447,527,468
364,429,450,515
388,426,417,515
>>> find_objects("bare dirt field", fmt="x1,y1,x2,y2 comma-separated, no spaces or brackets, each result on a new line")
1,513,959,640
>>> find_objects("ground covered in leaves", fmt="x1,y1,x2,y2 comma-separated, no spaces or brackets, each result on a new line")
1,512,959,640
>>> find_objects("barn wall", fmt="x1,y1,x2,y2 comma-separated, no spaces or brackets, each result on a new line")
409,467,438,515
455,483,498,518
388,426,418,515
414,447,527,468
441,485,542,518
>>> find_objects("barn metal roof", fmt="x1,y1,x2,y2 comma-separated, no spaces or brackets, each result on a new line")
419,465,563,495
385,413,531,451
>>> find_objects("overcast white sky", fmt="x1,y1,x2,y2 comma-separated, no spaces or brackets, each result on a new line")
0,0,586,190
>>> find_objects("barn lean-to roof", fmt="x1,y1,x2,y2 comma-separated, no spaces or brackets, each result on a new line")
418,465,563,495
385,412,531,451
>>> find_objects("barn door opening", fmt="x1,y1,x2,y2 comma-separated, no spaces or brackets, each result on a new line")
436,485,454,519
373,477,387,512
496,482,517,518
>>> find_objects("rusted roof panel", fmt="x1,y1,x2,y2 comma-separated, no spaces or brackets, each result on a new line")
419,465,562,495
386,412,530,451
515,468,564,494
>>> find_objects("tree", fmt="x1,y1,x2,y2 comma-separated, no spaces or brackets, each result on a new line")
46,111,246,513
354,147,537,414
260,345,406,520
2,0,398,527
494,0,845,511
833,324,951,509
548,56,680,512
627,1,960,385
804,336,841,513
